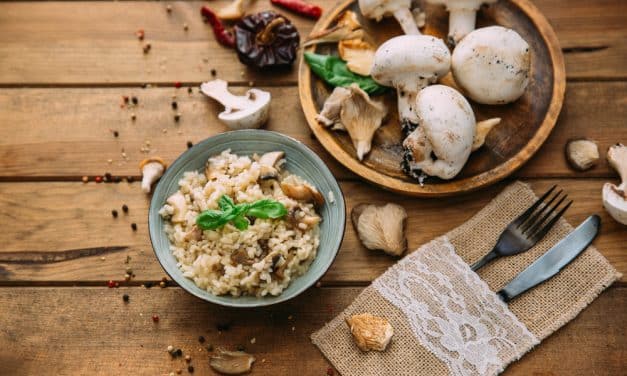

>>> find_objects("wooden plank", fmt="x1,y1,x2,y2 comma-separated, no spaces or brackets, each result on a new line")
0,1,625,84
0,285,624,375
1,83,625,179
0,179,624,283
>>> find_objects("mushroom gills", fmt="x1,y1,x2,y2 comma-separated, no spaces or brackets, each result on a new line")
352,203,407,256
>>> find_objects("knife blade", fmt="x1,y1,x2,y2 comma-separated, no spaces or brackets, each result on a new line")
497,215,600,302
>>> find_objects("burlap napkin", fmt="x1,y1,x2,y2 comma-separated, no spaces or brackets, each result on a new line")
312,181,621,376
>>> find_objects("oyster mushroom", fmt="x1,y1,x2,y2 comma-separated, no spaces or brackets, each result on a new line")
402,85,476,180
565,138,600,171
339,84,388,160
452,26,531,105
258,151,285,180
338,38,376,76
303,10,364,47
426,0,498,45
472,117,501,151
280,180,325,207
166,191,187,223
139,157,166,194
359,0,420,35
346,313,394,352
371,35,451,134
217,0,245,20
200,79,271,129
209,349,255,375
602,143,627,225
351,203,407,256
316,86,351,130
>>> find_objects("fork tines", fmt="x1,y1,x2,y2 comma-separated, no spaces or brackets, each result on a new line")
516,185,573,242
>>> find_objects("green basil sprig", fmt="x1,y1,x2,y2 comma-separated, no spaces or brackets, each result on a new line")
304,52,388,96
196,195,288,231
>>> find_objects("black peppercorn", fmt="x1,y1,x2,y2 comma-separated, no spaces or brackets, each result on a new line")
145,282,153,288
174,114,181,122
171,101,178,110
122,204,129,213
187,141,193,149
198,336,205,343
131,96,138,105
113,130,119,137
131,223,137,231
210,69,217,76
111,210,118,218
104,172,112,181
127,176,135,183
187,87,193,94
113,176,122,183
175,349,183,357
123,294,129,303
187,365,194,373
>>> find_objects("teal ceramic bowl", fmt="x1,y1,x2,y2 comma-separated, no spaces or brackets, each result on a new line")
148,130,346,307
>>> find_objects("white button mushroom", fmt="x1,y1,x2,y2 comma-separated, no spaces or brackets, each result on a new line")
451,26,531,105
370,35,451,134
139,157,166,194
402,85,476,180
426,0,497,45
200,79,271,130
358,0,421,35
602,144,627,225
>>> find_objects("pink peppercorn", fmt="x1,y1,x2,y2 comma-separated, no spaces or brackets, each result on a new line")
152,314,159,323
174,81,182,88
107,280,115,288
327,367,334,376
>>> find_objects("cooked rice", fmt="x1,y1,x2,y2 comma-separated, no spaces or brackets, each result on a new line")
159,150,321,297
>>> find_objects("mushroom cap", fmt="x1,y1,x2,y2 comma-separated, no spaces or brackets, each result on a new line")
603,183,627,225
403,85,475,179
139,156,166,170
427,0,497,11
452,26,530,104
371,35,451,93
217,89,271,129
358,0,411,21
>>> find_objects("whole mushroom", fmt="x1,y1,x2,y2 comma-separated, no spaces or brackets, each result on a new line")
426,0,498,45
359,0,421,35
602,143,627,225
200,79,271,129
370,35,451,135
451,26,531,105
402,85,476,180
139,157,166,194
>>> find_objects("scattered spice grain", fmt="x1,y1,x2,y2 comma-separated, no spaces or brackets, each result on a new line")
327,367,334,376
107,280,116,288
198,336,205,343
185,355,191,363
159,281,166,288
113,130,119,137
136,29,145,40
131,223,138,231
143,43,151,54
210,69,217,76
122,204,129,213
187,87,193,94
123,294,130,303
174,81,182,88
187,365,194,373
104,172,112,181
166,4,172,12
174,113,181,122
95,176,103,183
112,210,118,218
187,141,193,149
131,113,136,121
172,101,178,110
152,314,159,323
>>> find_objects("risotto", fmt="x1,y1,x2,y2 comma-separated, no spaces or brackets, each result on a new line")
159,150,323,297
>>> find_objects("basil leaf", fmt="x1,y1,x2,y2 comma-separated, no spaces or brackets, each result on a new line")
247,200,288,219
232,216,250,230
218,195,236,211
196,210,230,230
304,52,389,96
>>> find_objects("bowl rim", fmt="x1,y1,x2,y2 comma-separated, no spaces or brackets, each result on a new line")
148,129,346,307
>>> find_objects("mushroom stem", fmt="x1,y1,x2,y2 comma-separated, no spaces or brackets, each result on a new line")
201,80,253,110
448,9,476,45
393,8,421,35
396,79,428,134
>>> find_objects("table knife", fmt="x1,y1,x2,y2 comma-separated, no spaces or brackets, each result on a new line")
497,215,600,302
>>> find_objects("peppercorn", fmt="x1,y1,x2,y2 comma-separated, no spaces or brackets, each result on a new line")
159,281,166,288
124,273,131,281
145,282,153,288
113,130,119,137
143,43,151,54
122,204,129,213
186,141,193,149
112,209,118,218
187,87,193,94
127,176,135,183
236,344,245,351
123,294,129,303
174,81,182,88
95,176,103,183
210,69,217,76
113,176,122,183
131,223,138,231
123,96,129,103
175,349,183,357
184,355,191,362
107,280,115,288
82,176,89,183
327,367,334,376
166,4,172,12
206,344,213,352
176,370,182,375
172,101,178,110
136,29,145,40
167,345,174,353
152,314,159,323
183,23,189,31
187,365,194,373
131,97,138,105
104,172,112,181
174,114,181,122
131,113,136,121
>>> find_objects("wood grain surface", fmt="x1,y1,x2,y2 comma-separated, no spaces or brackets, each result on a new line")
0,0,625,374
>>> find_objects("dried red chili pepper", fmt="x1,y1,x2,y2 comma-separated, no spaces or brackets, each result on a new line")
270,0,322,20
200,6,235,48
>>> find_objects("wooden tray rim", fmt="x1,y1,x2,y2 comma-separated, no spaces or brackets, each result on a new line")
298,0,566,197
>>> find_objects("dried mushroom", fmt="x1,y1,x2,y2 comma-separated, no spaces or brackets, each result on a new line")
209,349,255,375
303,10,364,47
166,192,187,223
339,84,388,161
471,118,501,152
338,38,376,76
346,313,394,352
316,86,351,130
602,143,627,225
351,203,407,256
565,138,599,171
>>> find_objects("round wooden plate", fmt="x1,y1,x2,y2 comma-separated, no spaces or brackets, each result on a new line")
298,0,565,197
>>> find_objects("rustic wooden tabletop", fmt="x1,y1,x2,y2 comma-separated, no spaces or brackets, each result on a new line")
0,1,625,375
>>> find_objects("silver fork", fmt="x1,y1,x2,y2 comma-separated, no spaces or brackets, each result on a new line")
471,185,573,271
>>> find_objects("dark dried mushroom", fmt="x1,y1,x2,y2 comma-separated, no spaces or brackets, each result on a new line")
565,138,600,171
351,203,407,256
209,349,255,375
234,11,300,70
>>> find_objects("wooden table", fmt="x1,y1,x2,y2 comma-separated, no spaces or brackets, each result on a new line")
0,1,625,375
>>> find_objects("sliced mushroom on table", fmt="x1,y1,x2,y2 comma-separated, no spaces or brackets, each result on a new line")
351,203,407,256
603,143,627,225
209,349,256,375
200,79,271,129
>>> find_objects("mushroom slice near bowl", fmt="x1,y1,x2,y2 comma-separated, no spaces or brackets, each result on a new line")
452,26,531,105
402,85,476,180
371,35,450,135
209,349,255,375
351,203,407,256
